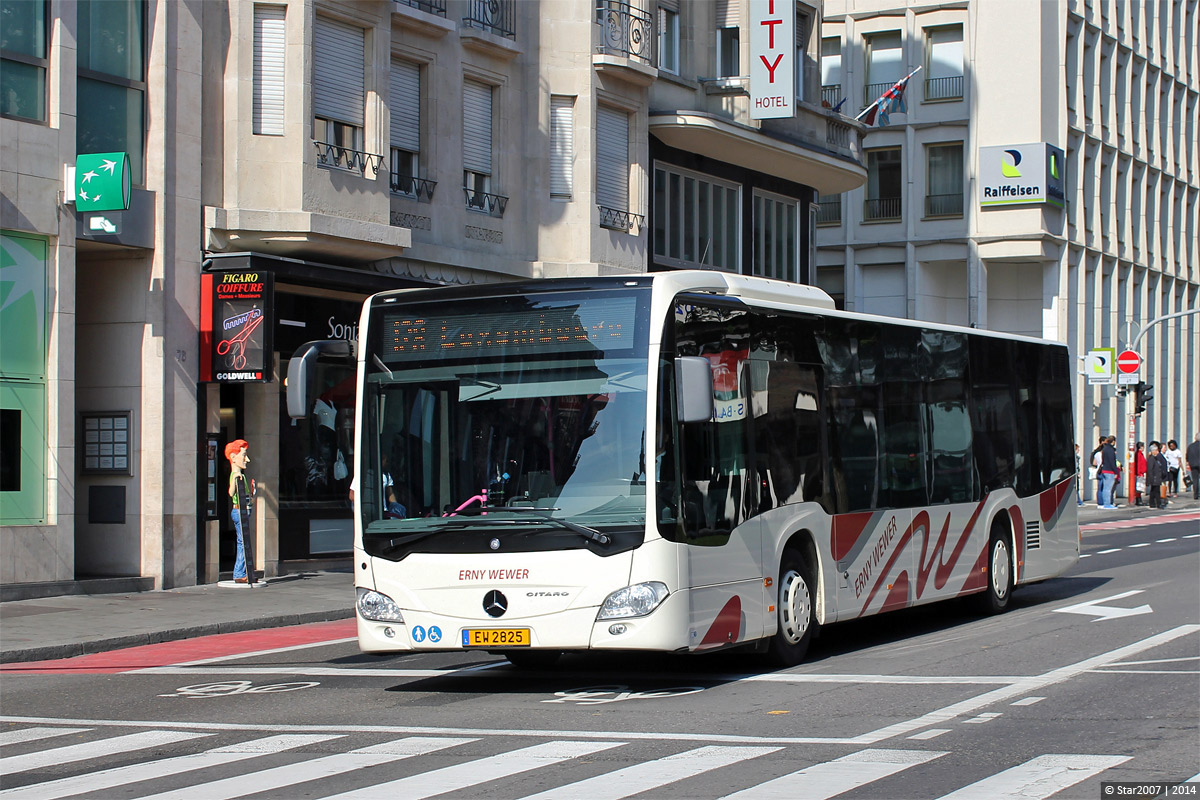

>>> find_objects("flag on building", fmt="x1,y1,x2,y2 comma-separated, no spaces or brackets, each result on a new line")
857,66,921,127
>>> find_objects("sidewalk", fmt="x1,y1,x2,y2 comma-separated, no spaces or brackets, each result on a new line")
1,498,1197,665
0,570,354,664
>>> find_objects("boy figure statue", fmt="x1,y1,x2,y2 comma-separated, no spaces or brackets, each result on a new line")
226,439,257,585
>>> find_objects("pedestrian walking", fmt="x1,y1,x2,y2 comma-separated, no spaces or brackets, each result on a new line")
1091,435,1106,506
1146,442,1167,509
1187,433,1200,500
1099,436,1121,509
1163,439,1182,497
225,438,256,585
1074,444,1084,506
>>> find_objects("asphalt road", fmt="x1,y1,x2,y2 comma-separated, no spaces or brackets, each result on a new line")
2,515,1197,799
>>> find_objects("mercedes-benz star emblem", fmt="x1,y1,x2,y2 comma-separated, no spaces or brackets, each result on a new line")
490,538,501,550
483,590,508,618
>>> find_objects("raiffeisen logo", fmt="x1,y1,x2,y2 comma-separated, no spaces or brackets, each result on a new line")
1001,149,1023,177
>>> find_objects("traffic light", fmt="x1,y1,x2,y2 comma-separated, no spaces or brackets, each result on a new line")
1133,381,1154,415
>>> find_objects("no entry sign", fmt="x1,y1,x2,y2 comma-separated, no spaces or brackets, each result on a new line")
1117,350,1142,374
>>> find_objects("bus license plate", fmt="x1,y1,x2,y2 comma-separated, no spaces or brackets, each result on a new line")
462,628,531,648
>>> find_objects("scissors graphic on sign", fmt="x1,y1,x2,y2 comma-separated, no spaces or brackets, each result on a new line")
217,313,264,370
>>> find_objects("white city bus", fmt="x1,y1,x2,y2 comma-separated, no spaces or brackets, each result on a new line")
287,271,1079,666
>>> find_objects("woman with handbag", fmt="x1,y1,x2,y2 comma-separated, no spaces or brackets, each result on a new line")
1132,442,1147,506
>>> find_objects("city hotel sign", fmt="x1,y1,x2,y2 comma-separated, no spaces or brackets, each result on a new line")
749,0,795,120
979,143,1066,209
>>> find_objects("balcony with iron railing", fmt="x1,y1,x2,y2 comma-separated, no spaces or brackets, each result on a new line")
391,174,437,201
465,187,509,217
864,196,902,221
463,0,515,38
924,192,964,217
863,81,893,107
395,0,445,15
924,75,964,101
816,199,842,225
313,141,385,176
595,1,653,64
598,205,645,232
821,85,842,109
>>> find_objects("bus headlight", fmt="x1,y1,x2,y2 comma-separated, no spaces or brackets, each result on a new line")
597,582,669,620
356,587,405,623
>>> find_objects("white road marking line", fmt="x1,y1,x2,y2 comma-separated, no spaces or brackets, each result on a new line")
0,730,210,775
1010,696,1045,706
1079,553,1092,558
933,753,1130,799
1129,542,1152,548
719,748,947,800
314,740,624,800
1184,534,1199,539
1108,656,1199,666
1097,548,1122,553
5,627,1197,748
962,713,1002,724
521,745,780,800
128,737,475,800
907,729,951,740
0,735,339,800
1156,538,1177,542
136,666,467,678
0,727,89,746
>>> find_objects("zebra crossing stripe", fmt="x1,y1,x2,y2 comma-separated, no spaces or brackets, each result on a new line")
933,754,1131,799
0,729,211,775
719,747,947,800
0,735,339,800
0,727,89,746
520,744,781,800
129,737,477,800
315,740,624,800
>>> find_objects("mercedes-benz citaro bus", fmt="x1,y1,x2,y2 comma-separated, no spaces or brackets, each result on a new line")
286,271,1079,668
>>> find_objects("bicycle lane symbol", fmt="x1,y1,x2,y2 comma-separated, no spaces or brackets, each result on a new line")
542,684,705,705
160,680,319,698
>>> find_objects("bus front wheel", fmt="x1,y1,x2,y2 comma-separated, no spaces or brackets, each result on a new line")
768,551,817,666
977,526,1014,614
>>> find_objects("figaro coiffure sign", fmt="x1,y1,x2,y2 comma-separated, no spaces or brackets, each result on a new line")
200,270,274,383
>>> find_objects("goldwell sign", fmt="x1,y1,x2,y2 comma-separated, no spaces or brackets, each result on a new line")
979,143,1066,208
749,0,795,120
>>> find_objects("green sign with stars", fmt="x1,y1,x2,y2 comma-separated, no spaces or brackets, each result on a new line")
75,152,131,212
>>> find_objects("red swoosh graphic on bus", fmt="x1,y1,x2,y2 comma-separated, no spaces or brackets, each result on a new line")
1040,478,1072,524
916,502,985,598
832,512,876,562
859,522,915,615
699,595,742,647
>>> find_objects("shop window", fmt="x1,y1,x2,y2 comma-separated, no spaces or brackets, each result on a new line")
77,0,146,185
0,0,48,122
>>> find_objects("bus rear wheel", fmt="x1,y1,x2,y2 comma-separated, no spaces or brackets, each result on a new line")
768,551,817,667
977,526,1013,614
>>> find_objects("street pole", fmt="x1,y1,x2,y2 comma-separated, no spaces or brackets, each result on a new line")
1122,308,1199,507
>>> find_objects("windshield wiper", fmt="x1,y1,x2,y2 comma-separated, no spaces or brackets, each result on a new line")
369,519,520,555
457,505,611,545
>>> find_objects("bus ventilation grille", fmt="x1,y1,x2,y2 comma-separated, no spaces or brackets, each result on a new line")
1025,521,1042,550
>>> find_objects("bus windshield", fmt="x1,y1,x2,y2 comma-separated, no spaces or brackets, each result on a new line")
360,289,651,557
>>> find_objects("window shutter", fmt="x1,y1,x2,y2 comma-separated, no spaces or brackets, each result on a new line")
313,16,364,126
253,5,286,135
550,96,574,198
716,0,739,28
390,59,420,153
595,106,629,211
463,79,493,174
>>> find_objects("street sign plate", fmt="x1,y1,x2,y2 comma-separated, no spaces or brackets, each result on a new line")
1116,349,1142,374
1085,348,1115,385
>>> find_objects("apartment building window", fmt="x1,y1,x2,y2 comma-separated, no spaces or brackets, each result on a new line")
653,163,740,271
658,1,679,74
925,142,963,217
313,16,366,170
794,10,809,104
253,5,286,135
753,191,799,282
716,0,739,78
924,25,963,101
820,37,842,108
597,105,634,229
865,147,902,221
77,0,146,185
463,79,503,214
549,95,574,199
391,59,430,199
864,31,902,106
0,0,47,121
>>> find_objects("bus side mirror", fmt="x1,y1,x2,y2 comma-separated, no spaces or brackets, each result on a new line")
286,340,354,419
675,356,714,423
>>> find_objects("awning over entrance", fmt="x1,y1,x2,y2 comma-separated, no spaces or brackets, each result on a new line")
649,111,867,195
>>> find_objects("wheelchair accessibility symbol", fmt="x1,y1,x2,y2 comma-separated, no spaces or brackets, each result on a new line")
412,625,426,643
428,626,442,643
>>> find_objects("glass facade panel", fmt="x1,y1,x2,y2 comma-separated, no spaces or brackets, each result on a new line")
78,0,144,81
77,77,146,185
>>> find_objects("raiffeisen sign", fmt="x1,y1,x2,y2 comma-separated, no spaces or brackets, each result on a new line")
749,0,795,120
979,143,1066,208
